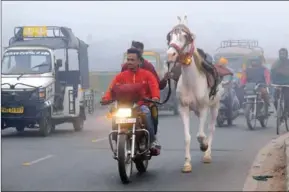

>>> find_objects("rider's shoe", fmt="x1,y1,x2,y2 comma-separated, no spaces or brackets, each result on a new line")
150,138,161,156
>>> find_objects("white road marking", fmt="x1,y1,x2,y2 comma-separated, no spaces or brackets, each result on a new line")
91,137,108,143
22,154,54,166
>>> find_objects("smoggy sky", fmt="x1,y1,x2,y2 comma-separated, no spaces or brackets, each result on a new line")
2,1,289,69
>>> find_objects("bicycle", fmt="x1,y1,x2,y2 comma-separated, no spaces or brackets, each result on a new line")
271,84,289,135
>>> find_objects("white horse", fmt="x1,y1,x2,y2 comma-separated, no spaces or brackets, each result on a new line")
166,16,225,173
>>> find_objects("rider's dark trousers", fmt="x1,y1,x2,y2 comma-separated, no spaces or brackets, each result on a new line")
274,87,289,112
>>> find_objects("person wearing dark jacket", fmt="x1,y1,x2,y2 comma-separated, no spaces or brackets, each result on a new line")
271,48,289,113
241,57,271,114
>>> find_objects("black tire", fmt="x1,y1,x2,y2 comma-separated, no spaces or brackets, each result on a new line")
276,94,289,135
51,124,56,132
16,125,25,133
276,99,282,135
227,118,233,126
283,93,289,132
227,92,233,126
117,134,133,184
73,116,84,132
285,117,289,132
259,102,268,128
135,158,148,174
259,117,268,128
216,114,225,127
39,117,53,137
135,135,149,173
245,104,256,130
73,108,85,132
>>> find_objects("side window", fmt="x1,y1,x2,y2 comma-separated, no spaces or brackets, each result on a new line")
54,49,66,71
2,56,16,72
68,49,79,70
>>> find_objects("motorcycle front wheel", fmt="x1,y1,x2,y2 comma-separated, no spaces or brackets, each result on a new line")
245,104,257,130
117,134,133,184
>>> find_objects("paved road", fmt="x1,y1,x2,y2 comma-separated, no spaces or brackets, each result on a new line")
1,110,285,191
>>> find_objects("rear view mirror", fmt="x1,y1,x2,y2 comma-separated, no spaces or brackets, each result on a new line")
56,59,62,67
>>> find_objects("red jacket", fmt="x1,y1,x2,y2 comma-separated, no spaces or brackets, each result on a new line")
121,59,167,90
102,68,160,105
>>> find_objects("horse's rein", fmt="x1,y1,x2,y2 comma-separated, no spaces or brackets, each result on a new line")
159,25,196,105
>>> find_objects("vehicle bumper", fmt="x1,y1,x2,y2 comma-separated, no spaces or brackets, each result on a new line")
1,100,50,121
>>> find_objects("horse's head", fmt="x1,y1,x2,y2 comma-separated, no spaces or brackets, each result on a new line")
166,16,196,68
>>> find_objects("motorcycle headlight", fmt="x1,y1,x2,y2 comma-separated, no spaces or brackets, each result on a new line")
31,88,46,99
38,88,46,98
115,108,132,118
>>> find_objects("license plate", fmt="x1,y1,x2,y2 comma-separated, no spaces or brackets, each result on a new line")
1,107,24,114
115,118,136,124
245,95,257,99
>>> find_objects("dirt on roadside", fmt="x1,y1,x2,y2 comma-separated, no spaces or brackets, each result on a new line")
256,142,286,191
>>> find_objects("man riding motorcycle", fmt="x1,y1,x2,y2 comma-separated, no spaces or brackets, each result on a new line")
240,56,271,113
121,41,173,140
102,48,161,155
217,58,237,125
271,48,289,114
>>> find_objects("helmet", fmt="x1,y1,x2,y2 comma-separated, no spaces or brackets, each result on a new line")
219,57,228,65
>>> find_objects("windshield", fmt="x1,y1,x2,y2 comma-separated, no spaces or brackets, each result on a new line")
226,57,244,71
142,55,157,67
2,50,52,75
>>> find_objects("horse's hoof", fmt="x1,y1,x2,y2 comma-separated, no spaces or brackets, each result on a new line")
200,143,208,152
203,156,212,164
181,164,192,173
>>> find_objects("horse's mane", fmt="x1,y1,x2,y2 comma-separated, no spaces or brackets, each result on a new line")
192,49,204,73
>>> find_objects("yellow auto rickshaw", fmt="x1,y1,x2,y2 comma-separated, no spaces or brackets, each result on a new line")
214,40,265,80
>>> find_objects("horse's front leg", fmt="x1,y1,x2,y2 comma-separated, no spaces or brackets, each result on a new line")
203,105,218,163
179,104,191,173
197,106,209,152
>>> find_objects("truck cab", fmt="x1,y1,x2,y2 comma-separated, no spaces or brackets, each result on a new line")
1,26,90,136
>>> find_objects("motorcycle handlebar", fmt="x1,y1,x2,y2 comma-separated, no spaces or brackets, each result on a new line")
100,100,114,106
142,98,162,105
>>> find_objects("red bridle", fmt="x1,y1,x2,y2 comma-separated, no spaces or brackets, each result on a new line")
167,24,195,60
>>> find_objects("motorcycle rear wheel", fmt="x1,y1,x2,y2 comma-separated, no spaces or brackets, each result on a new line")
134,136,149,173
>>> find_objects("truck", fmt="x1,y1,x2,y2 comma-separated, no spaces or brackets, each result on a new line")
1,26,90,136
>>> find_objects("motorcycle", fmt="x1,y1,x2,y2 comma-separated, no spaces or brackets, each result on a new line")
243,83,270,130
101,98,157,184
84,90,95,114
217,81,240,127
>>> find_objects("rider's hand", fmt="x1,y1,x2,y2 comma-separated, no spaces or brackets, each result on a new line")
152,97,160,102
100,97,109,105
163,72,174,81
